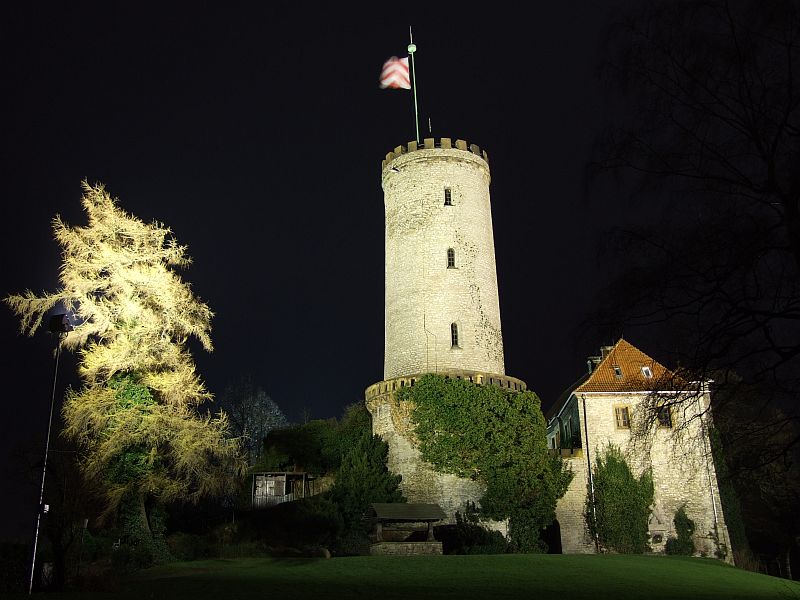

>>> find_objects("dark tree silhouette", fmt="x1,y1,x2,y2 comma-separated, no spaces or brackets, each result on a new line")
216,376,288,465
590,0,800,460
714,389,800,577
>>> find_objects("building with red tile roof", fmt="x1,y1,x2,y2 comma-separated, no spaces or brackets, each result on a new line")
545,339,732,562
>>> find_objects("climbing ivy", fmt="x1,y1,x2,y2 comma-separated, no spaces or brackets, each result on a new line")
586,444,654,554
397,374,572,552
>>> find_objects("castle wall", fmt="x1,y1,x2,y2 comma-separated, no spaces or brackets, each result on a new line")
365,372,524,529
555,451,595,554
382,139,504,380
366,386,486,522
556,392,733,562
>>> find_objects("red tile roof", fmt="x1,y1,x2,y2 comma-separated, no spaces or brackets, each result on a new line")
575,339,675,393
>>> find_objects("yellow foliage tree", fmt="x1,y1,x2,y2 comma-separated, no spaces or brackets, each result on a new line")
6,182,244,540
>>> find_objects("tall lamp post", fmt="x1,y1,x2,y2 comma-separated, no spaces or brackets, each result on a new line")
28,313,72,595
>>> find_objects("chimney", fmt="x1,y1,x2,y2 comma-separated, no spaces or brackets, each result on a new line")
587,356,601,374
600,345,614,360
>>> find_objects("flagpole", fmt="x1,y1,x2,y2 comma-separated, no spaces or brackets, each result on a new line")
408,27,420,144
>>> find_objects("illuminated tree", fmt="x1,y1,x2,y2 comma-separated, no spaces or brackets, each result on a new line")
6,181,244,556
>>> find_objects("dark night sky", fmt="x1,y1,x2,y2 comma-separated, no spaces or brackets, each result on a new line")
0,3,646,540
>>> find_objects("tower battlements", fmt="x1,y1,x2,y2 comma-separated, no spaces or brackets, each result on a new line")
381,138,489,170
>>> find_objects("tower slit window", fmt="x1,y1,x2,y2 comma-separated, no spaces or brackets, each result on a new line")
450,323,459,348
447,248,456,268
444,187,452,206
657,405,673,428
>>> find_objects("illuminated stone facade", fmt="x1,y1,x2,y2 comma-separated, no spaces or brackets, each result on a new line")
382,139,504,379
547,340,733,562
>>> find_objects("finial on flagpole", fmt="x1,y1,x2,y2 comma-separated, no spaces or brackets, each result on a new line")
408,26,420,144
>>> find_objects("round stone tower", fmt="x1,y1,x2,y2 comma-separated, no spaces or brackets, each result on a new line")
366,138,526,522
383,138,504,379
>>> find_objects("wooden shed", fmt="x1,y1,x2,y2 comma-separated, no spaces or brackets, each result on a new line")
251,472,311,508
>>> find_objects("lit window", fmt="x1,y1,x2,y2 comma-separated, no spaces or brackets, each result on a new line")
613,365,622,377
657,406,673,428
615,406,630,429
447,248,456,268
444,187,452,205
641,366,653,378
450,323,459,347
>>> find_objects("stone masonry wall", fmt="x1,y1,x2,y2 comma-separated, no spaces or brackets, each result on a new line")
383,141,504,380
366,387,486,522
555,451,595,554
370,542,443,555
556,392,733,562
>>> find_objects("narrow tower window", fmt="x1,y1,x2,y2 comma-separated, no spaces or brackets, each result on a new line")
657,406,673,428
450,323,459,348
447,248,456,268
444,187,452,206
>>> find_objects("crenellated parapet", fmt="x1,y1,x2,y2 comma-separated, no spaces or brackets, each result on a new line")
381,138,489,170
365,369,526,403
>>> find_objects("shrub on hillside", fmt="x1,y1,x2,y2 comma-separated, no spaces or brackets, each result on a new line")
437,511,509,555
243,495,343,552
665,506,696,556
166,532,217,561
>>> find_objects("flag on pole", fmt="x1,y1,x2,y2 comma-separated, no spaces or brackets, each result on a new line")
379,56,411,89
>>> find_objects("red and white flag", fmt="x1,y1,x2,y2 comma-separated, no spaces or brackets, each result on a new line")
379,56,411,89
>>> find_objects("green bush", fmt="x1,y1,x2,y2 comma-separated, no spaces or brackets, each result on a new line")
329,432,404,540
665,506,696,556
438,511,509,555
334,530,371,556
258,403,373,475
243,495,343,552
586,445,654,553
79,531,104,563
110,545,137,573
166,532,217,561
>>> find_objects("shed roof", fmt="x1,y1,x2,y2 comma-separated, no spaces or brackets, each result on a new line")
367,503,446,522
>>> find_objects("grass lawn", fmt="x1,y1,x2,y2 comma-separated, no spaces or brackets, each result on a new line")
21,554,800,599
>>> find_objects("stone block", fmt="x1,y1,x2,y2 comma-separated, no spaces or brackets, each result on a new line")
369,542,443,555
